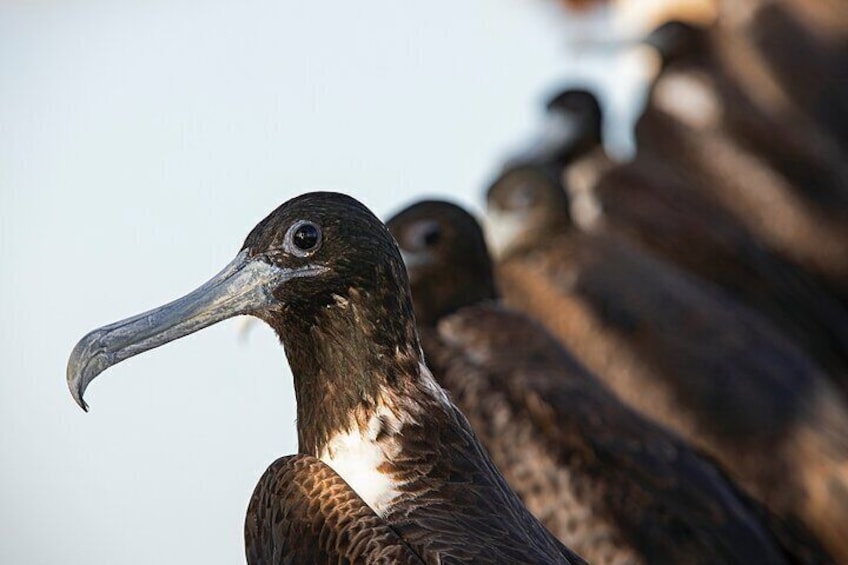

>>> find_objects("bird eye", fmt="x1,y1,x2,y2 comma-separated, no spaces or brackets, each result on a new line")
285,220,322,257
407,219,442,250
508,182,538,210
422,225,441,246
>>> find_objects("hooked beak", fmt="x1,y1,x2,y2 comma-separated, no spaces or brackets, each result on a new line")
66,249,325,411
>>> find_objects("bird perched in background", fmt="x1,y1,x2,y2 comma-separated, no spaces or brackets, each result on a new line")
770,0,848,44
387,199,826,564
484,173,848,562
536,11,848,298
66,192,586,564
642,20,848,301
507,85,848,394
734,0,848,150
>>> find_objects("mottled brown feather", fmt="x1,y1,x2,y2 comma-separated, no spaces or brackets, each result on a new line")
245,454,425,565
376,388,587,564
423,305,797,564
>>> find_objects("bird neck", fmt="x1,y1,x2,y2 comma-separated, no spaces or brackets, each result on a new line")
275,286,425,456
410,262,499,328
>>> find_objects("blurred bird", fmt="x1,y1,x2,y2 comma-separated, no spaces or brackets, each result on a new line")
643,20,848,301
66,192,586,564
388,199,828,564
484,173,848,561
504,85,848,394
732,0,848,149
540,6,848,294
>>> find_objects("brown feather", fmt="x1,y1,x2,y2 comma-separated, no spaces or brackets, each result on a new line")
245,454,425,565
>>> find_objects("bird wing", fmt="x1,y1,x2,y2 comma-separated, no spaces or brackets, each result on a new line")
592,151,848,385
376,392,587,564
245,454,426,565
431,304,789,564
500,233,823,443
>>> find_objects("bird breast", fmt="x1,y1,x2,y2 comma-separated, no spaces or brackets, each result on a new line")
318,404,406,517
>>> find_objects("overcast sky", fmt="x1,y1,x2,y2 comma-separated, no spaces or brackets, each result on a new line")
0,2,640,563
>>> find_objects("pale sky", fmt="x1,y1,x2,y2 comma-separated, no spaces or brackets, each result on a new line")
0,2,641,563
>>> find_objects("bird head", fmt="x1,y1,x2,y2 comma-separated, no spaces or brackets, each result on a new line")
67,192,418,414
387,200,497,327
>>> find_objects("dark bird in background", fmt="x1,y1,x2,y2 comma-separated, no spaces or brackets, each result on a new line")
738,0,848,150
66,192,586,564
709,0,848,151
641,20,848,302
387,199,829,564
506,83,848,393
484,172,848,561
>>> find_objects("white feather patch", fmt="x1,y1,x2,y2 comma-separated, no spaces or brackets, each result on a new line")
319,406,403,516
483,209,525,260
654,72,721,129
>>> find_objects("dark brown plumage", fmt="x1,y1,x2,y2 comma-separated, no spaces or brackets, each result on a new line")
67,192,585,565
485,174,848,561
245,455,424,564
744,1,848,150
643,21,848,300
521,85,848,391
388,200,824,564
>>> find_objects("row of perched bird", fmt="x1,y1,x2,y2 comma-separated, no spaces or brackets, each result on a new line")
67,1,848,563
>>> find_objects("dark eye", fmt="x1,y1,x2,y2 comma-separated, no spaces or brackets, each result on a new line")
408,219,441,250
503,179,540,212
422,225,441,246
285,220,322,257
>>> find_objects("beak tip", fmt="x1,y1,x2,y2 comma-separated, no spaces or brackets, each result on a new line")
67,334,98,413
71,386,90,412
67,370,90,412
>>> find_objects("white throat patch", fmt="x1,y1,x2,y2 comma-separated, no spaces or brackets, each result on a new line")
318,406,404,517
483,209,525,260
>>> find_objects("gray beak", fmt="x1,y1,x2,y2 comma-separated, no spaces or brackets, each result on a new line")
66,249,321,411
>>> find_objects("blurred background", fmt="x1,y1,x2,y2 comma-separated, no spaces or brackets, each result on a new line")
2,0,846,563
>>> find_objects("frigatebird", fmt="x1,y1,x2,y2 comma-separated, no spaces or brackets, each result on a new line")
723,0,848,149
484,170,848,561
67,192,585,564
388,199,829,564
504,84,848,391
643,20,848,301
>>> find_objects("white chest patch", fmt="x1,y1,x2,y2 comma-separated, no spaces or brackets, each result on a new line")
483,209,526,261
318,407,403,517
654,72,721,129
